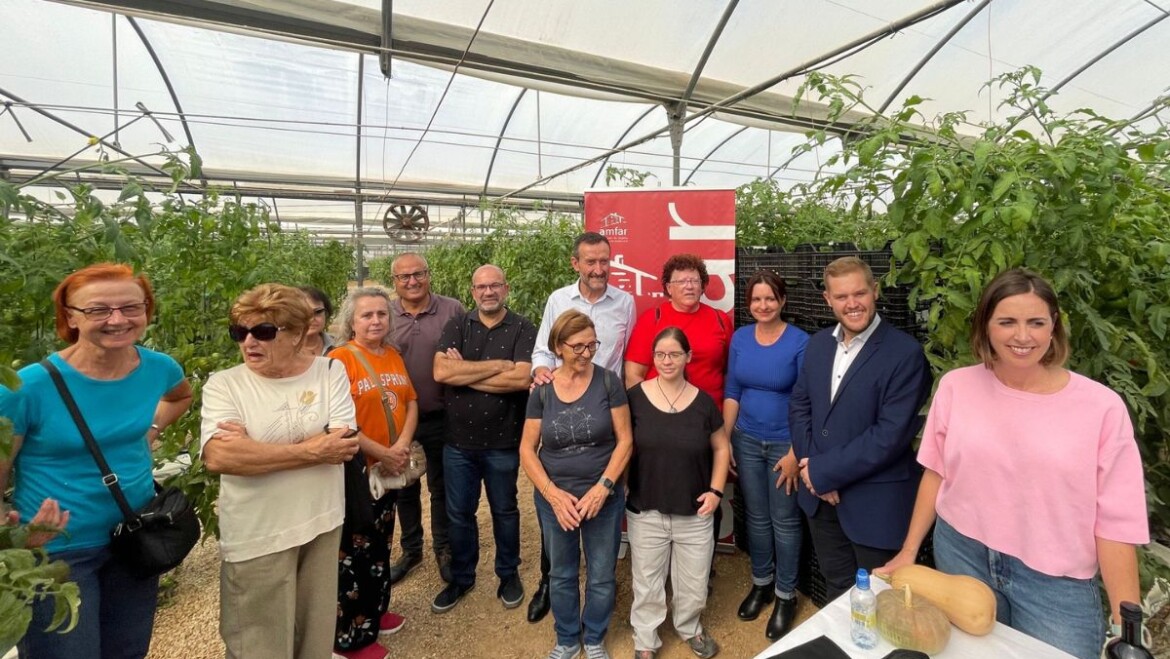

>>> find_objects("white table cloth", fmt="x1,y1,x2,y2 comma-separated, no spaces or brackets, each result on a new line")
754,581,1076,659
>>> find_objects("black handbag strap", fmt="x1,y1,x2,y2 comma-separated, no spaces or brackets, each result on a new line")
40,359,137,522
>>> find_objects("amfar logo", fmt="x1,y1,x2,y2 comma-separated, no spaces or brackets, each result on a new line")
599,212,628,241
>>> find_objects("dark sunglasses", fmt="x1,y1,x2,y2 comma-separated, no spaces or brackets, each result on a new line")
228,322,283,342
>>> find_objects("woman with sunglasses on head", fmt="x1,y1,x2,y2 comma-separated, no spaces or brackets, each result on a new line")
200,283,360,659
519,309,633,659
300,285,339,357
327,286,418,659
0,263,192,659
626,327,730,659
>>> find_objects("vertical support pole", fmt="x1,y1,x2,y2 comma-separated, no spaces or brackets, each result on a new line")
355,54,366,286
112,15,120,147
668,102,684,186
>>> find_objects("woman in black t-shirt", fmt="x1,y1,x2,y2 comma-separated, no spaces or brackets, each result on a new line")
626,326,730,659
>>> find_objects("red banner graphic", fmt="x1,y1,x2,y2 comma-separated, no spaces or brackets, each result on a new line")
583,188,737,317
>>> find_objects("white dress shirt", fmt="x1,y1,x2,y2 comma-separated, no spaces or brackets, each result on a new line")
532,280,637,374
829,314,882,401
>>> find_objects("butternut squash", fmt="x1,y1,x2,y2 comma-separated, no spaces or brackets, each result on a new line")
885,565,996,636
876,584,952,655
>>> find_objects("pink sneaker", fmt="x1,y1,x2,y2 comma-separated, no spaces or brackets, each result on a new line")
379,611,406,639
332,642,388,659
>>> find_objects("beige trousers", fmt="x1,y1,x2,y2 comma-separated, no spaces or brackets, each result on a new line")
220,525,342,659
626,509,715,651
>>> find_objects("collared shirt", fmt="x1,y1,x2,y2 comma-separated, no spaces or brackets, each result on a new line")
438,308,537,450
389,294,465,413
531,281,636,374
830,314,882,401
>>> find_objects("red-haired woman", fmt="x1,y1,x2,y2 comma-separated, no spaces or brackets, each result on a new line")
0,263,193,659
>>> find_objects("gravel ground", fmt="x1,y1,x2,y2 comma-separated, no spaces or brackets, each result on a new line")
148,471,817,659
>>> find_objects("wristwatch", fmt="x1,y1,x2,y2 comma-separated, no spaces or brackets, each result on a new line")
598,476,615,493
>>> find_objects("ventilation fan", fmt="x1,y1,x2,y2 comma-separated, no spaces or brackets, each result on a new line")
382,203,430,242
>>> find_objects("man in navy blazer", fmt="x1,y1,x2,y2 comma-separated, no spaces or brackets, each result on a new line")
789,256,932,600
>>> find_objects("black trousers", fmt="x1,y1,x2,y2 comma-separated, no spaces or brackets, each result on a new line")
806,502,897,601
390,412,449,557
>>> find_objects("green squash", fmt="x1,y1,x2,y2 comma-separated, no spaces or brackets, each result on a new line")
876,584,952,655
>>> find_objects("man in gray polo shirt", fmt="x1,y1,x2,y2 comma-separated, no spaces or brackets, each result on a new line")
387,252,466,584
525,232,636,622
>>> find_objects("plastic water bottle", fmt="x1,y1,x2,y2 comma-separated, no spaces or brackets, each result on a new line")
1105,601,1155,659
850,568,878,649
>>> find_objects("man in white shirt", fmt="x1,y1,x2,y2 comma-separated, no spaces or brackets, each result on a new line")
526,231,636,622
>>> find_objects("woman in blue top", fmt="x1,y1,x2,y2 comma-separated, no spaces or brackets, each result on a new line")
722,269,808,641
0,263,193,659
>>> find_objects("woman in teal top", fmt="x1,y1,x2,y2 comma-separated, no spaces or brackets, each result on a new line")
0,263,192,659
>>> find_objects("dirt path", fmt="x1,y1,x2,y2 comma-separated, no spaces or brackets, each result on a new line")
149,472,817,658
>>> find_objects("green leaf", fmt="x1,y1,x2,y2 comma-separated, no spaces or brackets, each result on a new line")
991,172,1018,202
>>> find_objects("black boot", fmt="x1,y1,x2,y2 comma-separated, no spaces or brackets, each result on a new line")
765,596,798,640
527,580,550,623
737,584,775,621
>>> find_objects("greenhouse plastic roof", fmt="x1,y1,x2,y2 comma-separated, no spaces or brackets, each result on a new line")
2,0,1168,249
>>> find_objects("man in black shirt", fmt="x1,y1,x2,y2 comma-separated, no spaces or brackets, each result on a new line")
431,264,536,615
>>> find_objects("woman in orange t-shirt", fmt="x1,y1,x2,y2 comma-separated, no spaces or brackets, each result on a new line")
328,286,418,659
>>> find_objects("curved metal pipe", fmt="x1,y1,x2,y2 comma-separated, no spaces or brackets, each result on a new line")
589,105,658,187
683,125,747,185
483,89,528,195
126,17,197,149
877,0,992,114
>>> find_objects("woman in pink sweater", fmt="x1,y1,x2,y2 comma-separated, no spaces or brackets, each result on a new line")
878,268,1148,659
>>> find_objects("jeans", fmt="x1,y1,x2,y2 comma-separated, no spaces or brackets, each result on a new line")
535,487,624,647
390,412,449,558
933,517,1105,659
731,428,802,598
443,444,521,587
19,545,159,659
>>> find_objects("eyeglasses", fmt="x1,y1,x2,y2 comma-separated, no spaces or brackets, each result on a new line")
653,351,687,362
312,307,327,316
392,269,430,283
563,341,601,355
65,303,147,320
472,282,506,293
668,278,702,288
228,322,284,342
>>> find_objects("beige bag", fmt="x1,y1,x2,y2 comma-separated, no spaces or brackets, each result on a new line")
344,344,427,495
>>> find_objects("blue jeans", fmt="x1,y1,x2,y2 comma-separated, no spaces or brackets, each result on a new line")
535,487,624,646
443,445,521,587
19,545,159,659
731,428,802,597
933,516,1105,659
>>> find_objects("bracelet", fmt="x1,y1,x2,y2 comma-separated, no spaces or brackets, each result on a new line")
150,423,161,432
541,479,553,498
708,487,724,499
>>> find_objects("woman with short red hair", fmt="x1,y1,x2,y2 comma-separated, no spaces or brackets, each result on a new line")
0,262,193,658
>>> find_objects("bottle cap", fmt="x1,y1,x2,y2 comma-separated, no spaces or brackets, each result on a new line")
856,568,870,589
1120,601,1143,623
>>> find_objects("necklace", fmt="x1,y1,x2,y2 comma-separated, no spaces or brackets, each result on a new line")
656,377,687,413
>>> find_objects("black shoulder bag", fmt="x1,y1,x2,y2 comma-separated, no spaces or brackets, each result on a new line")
41,359,200,578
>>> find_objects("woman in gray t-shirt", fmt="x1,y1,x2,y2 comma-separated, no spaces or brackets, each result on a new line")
519,309,633,659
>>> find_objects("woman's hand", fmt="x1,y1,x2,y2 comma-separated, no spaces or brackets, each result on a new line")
545,485,582,531
874,548,917,578
6,498,70,548
695,491,721,516
380,441,410,475
728,452,738,478
574,484,610,521
774,449,799,494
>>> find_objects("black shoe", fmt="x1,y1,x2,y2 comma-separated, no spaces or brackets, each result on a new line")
765,596,798,641
431,581,474,614
737,584,775,621
389,553,423,585
498,574,525,609
527,580,550,623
